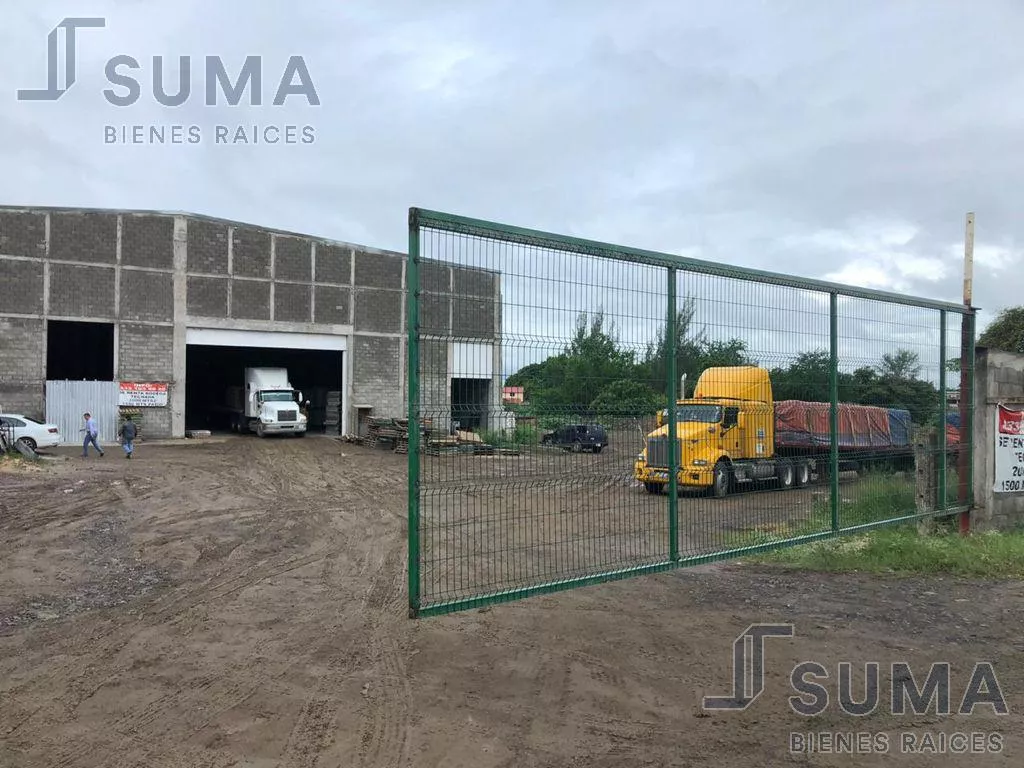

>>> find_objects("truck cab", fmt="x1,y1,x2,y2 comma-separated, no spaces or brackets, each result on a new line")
242,367,308,437
634,366,811,497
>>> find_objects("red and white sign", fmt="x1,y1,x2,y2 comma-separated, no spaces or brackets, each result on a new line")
995,404,1024,493
119,382,169,407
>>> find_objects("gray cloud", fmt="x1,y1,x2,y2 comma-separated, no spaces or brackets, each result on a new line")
2,0,1018,368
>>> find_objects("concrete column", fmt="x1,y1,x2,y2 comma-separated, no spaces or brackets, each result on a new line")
170,216,188,437
491,272,503,432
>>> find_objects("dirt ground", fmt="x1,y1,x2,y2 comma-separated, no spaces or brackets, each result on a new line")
1,435,1022,767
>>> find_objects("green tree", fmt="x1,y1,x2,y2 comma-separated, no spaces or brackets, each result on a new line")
590,379,664,418
697,338,753,371
877,349,922,380
505,309,638,414
768,350,838,402
636,298,706,394
978,306,1024,353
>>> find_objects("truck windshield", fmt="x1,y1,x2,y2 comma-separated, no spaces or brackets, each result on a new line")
259,391,295,402
670,405,722,423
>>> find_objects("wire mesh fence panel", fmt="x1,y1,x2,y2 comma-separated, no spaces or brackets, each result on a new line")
406,208,975,617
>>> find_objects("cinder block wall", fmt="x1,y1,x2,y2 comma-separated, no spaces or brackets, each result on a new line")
972,347,1024,530
1,206,501,437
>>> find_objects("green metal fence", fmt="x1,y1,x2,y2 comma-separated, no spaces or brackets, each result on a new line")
406,207,975,618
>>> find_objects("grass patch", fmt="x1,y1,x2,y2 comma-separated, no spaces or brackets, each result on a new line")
733,469,1024,578
479,425,541,449
751,528,1024,578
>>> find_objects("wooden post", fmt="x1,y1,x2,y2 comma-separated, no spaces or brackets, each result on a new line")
916,427,938,534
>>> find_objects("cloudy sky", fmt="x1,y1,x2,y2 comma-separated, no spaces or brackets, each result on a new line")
3,0,1020,379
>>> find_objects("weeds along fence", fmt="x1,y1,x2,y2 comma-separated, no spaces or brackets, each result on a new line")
405,207,976,618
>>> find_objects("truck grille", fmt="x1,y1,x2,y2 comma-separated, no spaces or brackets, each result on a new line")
278,410,298,422
647,437,668,467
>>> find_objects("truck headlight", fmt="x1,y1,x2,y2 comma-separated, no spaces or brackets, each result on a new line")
692,459,708,466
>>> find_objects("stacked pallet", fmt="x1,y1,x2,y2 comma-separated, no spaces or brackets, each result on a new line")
325,390,342,434
423,429,520,457
364,417,404,450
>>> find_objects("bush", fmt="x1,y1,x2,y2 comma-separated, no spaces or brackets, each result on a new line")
480,424,541,448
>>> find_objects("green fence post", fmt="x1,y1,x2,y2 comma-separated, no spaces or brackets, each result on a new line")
829,292,840,531
964,309,977,516
666,268,679,561
938,310,947,512
406,209,422,618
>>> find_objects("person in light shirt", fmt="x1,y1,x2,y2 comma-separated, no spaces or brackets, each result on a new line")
81,412,105,458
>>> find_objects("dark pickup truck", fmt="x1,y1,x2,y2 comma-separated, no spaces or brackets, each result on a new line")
540,423,608,453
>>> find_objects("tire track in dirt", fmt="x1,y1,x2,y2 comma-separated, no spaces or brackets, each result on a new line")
11,443,337,768
274,547,370,768
5,439,416,768
354,544,413,768
275,458,410,768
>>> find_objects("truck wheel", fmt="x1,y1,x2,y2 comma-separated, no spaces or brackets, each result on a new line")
777,460,795,490
256,423,265,438
712,460,731,498
643,482,662,495
795,461,810,487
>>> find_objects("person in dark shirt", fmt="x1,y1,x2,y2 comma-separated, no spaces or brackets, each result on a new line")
118,415,138,459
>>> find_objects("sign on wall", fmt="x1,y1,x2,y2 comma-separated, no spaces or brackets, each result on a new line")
119,382,169,407
994,404,1024,493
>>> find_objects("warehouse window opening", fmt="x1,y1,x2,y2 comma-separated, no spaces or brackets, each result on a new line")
46,320,114,381
451,378,490,432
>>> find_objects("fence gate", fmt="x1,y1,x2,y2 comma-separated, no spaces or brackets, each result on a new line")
45,380,120,445
406,207,976,618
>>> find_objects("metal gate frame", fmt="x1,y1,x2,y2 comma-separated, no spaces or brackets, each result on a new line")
406,207,976,618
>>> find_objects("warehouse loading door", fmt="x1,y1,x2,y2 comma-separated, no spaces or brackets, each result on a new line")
450,342,494,433
184,328,347,435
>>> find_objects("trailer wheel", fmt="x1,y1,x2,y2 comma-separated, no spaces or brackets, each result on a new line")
643,482,663,495
795,461,811,487
777,460,795,490
712,460,731,498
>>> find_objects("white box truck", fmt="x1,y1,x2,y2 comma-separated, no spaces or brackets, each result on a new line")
227,367,307,437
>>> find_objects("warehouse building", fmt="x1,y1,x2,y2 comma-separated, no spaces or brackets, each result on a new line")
0,206,501,442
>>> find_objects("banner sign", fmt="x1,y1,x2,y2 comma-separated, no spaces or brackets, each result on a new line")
994,404,1024,493
119,382,168,407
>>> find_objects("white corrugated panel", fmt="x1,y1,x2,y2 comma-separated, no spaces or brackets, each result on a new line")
451,342,493,379
186,327,347,351
45,380,120,445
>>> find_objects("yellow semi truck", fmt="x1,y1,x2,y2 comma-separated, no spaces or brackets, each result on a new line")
633,365,813,498
633,364,916,497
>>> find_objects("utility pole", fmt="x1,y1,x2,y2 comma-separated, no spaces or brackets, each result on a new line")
958,212,975,533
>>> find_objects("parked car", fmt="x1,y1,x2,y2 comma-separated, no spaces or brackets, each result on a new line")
0,414,62,451
540,423,608,453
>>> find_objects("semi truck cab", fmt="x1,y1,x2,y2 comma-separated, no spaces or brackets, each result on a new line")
241,367,308,437
634,366,812,497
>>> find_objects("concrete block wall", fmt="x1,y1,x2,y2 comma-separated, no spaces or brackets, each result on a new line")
1,205,502,438
0,317,45,416
972,347,1024,531
0,209,181,432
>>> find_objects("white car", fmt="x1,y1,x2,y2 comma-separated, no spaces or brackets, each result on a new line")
0,414,62,451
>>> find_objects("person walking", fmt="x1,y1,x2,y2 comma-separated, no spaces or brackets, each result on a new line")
117,414,138,459
81,412,104,457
